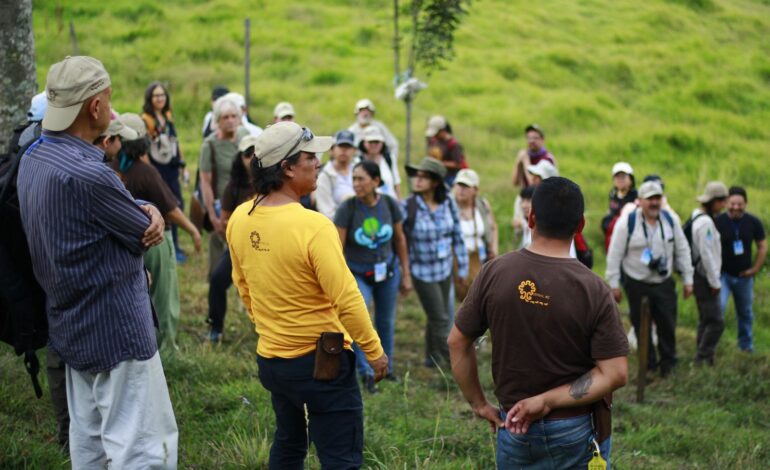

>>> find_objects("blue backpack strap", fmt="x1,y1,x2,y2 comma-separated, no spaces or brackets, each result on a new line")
624,210,637,256
661,210,674,229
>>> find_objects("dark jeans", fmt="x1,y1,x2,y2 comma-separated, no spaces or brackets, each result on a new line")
720,273,754,351
694,272,724,363
207,249,232,332
257,351,363,470
412,275,453,366
46,348,69,448
624,276,678,374
496,412,612,470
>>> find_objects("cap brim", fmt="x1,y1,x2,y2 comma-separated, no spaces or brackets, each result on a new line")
299,136,334,154
42,102,82,132
118,127,139,140
643,192,663,199
425,127,439,137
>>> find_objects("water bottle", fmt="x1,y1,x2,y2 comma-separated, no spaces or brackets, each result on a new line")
214,199,222,218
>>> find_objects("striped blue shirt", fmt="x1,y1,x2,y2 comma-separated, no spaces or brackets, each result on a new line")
17,130,158,372
402,195,469,282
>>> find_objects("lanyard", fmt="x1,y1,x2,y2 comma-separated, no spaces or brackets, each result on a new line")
730,217,743,239
641,217,665,251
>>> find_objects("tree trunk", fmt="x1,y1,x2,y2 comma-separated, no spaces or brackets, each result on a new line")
0,0,37,155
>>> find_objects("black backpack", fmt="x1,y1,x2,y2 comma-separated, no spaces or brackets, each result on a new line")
0,121,48,398
682,212,707,266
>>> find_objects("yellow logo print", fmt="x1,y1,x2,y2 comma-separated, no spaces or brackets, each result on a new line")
518,280,550,307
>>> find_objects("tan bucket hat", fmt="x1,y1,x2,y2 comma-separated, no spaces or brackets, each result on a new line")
43,56,111,131
697,181,729,203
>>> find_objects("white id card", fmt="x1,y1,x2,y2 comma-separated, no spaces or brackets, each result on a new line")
374,262,388,283
640,248,653,265
437,240,450,259
733,240,745,256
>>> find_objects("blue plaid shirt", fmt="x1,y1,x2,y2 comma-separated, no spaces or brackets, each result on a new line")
402,195,469,282
18,130,158,373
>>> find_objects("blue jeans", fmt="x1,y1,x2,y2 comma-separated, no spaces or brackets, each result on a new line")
349,261,401,377
497,412,612,470
720,273,754,351
257,351,363,470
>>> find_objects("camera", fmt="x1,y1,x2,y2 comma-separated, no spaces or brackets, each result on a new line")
648,255,668,276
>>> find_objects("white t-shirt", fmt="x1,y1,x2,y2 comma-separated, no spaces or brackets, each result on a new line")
460,208,485,254
373,155,400,199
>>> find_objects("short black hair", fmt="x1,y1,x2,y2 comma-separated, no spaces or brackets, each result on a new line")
728,185,748,202
531,177,584,240
520,185,535,200
251,152,301,195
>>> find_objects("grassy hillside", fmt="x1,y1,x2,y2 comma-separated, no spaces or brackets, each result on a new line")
1,0,769,468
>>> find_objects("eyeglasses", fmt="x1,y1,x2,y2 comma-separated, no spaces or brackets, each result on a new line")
282,127,314,161
152,93,166,98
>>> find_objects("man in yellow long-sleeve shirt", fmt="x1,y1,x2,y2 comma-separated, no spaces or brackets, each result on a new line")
227,121,388,469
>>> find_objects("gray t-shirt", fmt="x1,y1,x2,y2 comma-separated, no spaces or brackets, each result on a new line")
334,195,403,265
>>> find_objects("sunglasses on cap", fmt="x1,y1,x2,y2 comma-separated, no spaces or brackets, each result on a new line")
282,127,314,161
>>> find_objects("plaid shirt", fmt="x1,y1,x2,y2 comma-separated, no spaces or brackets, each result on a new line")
402,195,469,282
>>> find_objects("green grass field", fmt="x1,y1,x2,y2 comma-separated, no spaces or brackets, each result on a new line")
1,0,769,468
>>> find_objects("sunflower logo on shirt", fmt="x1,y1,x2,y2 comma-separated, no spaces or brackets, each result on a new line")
518,280,550,307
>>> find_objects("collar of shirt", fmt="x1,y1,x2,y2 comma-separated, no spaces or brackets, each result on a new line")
41,130,106,162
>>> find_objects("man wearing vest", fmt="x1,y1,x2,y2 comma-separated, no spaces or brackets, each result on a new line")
606,181,694,377
690,182,728,365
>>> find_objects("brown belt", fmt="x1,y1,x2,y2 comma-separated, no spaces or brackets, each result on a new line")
543,405,592,420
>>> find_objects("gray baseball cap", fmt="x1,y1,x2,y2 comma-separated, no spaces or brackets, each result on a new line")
43,56,111,131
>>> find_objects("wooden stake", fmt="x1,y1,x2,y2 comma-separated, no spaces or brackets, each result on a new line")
637,296,651,403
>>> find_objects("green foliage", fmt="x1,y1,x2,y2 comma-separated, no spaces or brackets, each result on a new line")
411,0,471,73
4,0,770,467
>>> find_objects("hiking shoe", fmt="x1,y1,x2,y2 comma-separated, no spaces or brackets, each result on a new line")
209,329,222,344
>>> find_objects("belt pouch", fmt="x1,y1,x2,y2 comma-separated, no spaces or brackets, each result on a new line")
313,332,344,381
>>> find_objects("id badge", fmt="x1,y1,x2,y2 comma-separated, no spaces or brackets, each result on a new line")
640,248,652,265
733,240,745,256
374,262,388,283
437,240,450,259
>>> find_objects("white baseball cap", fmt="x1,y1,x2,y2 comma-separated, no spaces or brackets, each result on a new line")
425,115,447,137
274,101,295,119
612,162,634,176
355,98,375,113
527,160,559,180
101,110,139,140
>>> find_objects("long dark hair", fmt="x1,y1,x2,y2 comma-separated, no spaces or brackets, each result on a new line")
143,81,171,116
427,173,448,204
230,150,253,189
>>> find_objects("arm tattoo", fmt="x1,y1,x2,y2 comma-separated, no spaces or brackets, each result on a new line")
569,371,593,400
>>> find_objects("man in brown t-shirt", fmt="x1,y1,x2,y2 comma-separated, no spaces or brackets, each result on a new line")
449,177,628,469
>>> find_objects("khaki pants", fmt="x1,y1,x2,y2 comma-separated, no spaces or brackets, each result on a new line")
67,352,178,469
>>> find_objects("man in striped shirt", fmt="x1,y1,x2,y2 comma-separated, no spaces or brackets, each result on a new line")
17,56,178,469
